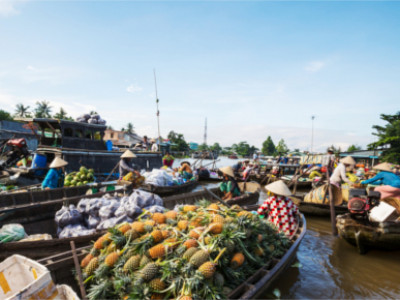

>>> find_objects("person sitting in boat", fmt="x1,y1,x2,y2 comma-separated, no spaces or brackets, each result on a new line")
330,156,356,188
42,157,68,190
219,166,241,200
119,150,138,179
162,152,175,168
257,180,298,237
361,163,400,188
178,162,193,180
150,138,158,152
242,163,254,180
232,161,243,174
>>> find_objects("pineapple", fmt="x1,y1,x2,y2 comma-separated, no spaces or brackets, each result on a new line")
106,242,117,254
224,216,234,223
182,247,198,260
198,261,216,278
230,253,245,269
183,205,197,213
90,247,100,257
179,296,193,300
151,293,164,300
85,257,99,275
152,212,166,224
183,239,198,249
118,223,132,234
148,243,166,259
164,210,177,220
125,229,139,241
212,214,225,224
81,253,94,268
254,246,264,257
237,210,251,218
123,255,141,272
190,217,204,227
105,251,119,267
208,203,219,211
204,236,212,245
138,262,159,282
149,278,166,291
177,220,189,231
208,223,223,234
161,230,170,239
94,236,107,250
189,250,209,267
131,221,146,233
151,230,164,243
188,228,203,240
140,255,152,267
214,272,225,287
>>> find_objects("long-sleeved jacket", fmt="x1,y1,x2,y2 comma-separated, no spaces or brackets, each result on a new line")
361,171,400,188
330,163,352,186
119,159,137,178
42,168,64,189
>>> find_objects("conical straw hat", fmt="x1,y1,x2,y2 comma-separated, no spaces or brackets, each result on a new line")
340,156,356,165
219,166,235,178
121,150,136,158
373,162,393,172
49,157,68,168
265,180,292,197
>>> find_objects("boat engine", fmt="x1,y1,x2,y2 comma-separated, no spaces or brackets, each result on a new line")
348,190,381,216
0,138,30,170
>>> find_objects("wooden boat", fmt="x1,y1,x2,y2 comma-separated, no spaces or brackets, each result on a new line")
337,213,400,254
281,175,313,188
140,179,199,196
294,199,349,217
38,213,306,299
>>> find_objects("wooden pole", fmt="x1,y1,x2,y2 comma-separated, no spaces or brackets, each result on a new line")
202,186,231,207
104,160,120,182
70,241,87,300
325,169,338,235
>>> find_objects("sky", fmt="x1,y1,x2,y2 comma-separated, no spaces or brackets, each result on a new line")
0,0,399,152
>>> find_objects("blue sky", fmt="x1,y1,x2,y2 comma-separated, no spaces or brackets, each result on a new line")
0,0,399,152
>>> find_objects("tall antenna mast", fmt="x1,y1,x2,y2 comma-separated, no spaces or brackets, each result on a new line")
311,115,315,153
204,117,207,145
153,69,161,146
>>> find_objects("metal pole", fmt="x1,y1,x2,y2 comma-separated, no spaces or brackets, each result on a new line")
154,69,161,148
311,115,315,154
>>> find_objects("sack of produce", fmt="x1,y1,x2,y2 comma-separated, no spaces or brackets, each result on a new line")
144,205,164,213
90,114,100,120
76,117,87,123
99,200,120,220
96,215,132,231
58,224,96,238
115,202,142,219
88,118,98,124
98,118,106,125
0,224,27,243
87,215,101,229
55,205,83,228
129,189,163,208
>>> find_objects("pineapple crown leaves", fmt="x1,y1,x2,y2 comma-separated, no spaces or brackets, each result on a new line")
195,199,212,208
87,280,115,300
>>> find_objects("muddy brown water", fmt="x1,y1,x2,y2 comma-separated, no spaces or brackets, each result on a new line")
263,216,400,299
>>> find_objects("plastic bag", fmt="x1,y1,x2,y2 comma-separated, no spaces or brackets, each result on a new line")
99,200,120,220
87,215,101,229
129,189,163,208
59,224,96,238
88,118,98,124
0,224,27,243
144,205,165,214
55,205,83,228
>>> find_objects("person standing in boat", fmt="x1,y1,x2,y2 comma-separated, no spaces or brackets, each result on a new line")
119,150,138,178
257,180,298,237
142,136,150,151
151,138,158,152
42,157,68,190
162,152,175,168
329,156,356,188
325,148,336,176
219,166,241,200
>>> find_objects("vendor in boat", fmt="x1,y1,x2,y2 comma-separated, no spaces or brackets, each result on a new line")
178,161,193,180
42,157,68,190
162,152,175,168
142,135,150,151
119,150,138,178
219,166,241,200
361,162,400,188
330,156,356,188
257,180,298,237
325,148,336,176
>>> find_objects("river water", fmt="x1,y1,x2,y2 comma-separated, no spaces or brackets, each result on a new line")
173,157,400,299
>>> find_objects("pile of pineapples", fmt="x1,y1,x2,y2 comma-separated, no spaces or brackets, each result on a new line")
80,200,291,300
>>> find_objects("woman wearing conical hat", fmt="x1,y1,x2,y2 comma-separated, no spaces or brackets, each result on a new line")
329,156,356,188
219,166,241,200
257,180,298,237
361,162,400,188
119,150,138,179
42,157,68,190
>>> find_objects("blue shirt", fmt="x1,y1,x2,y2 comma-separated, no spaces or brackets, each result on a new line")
362,171,400,188
42,168,64,189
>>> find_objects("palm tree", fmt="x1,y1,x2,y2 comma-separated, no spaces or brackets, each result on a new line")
14,103,30,118
34,101,52,118
90,110,98,115
126,123,134,134
53,107,68,120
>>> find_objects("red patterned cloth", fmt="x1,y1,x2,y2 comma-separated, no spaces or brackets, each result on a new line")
257,195,299,237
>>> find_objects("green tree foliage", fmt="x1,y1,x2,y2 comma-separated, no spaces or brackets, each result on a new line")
34,101,52,118
262,136,276,155
0,109,13,121
275,139,289,155
210,142,222,153
53,107,73,120
14,104,31,118
167,130,189,152
232,141,255,157
346,144,362,152
327,145,341,156
368,112,400,164
198,143,209,151
124,123,134,134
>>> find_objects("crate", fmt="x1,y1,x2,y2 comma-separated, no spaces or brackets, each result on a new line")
369,201,399,222
0,254,56,300
55,284,80,300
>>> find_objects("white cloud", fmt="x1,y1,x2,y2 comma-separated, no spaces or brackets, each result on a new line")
305,61,326,73
126,84,143,93
0,0,20,17
21,64,90,84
